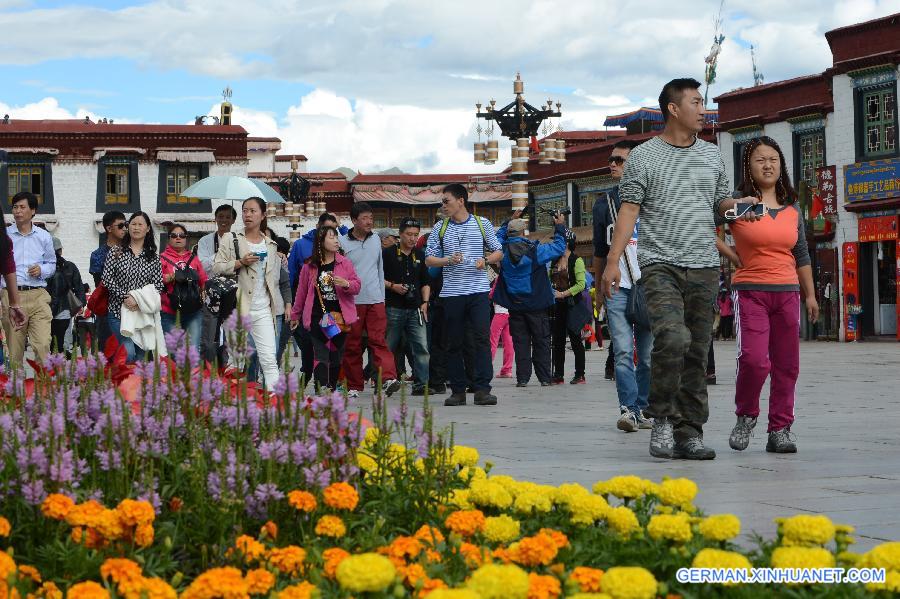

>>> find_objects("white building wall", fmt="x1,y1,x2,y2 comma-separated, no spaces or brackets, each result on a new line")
718,130,735,187
247,152,275,173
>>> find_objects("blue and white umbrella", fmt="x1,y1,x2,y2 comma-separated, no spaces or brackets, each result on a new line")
180,175,285,205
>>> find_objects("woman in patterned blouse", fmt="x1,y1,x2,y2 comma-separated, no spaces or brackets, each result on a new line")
101,211,164,362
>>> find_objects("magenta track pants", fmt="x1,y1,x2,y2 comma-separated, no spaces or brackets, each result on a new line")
733,289,800,432
490,312,514,377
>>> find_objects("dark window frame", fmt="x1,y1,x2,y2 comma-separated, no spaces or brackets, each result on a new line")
96,156,141,212
156,161,210,213
1,154,56,214
733,140,750,189
853,80,899,161
792,127,827,189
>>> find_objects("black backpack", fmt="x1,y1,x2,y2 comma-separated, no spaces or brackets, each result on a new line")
162,250,203,315
203,235,241,317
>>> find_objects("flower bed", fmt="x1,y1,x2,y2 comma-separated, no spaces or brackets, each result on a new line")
1,329,898,597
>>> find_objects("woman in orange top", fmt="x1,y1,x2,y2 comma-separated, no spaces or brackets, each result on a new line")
720,136,819,454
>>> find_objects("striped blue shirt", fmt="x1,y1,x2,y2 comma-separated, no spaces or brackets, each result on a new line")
425,215,501,298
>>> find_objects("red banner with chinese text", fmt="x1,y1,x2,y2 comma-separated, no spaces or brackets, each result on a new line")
842,242,859,342
858,215,899,242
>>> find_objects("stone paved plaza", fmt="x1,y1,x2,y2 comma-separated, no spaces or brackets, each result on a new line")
415,340,900,551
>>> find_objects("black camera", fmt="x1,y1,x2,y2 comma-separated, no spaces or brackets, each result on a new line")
537,205,572,217
404,282,418,300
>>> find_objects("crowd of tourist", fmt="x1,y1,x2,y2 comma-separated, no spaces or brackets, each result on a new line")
0,77,819,462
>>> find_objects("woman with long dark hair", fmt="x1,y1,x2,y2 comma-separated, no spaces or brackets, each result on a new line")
101,211,164,361
160,223,207,347
290,226,361,392
213,197,282,387
0,205,27,363
719,136,818,454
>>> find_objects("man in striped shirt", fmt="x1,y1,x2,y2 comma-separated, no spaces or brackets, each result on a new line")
425,184,503,407
601,78,730,461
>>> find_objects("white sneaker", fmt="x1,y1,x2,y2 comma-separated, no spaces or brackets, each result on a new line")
617,410,638,433
347,389,360,400
382,379,402,397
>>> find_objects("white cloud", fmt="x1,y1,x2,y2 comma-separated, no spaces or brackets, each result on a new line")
0,97,94,120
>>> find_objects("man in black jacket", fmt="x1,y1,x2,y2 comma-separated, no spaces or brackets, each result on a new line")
47,237,86,355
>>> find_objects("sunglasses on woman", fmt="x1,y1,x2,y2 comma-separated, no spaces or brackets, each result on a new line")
169,232,187,239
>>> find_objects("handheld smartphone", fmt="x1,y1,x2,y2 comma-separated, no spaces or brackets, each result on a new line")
736,202,767,216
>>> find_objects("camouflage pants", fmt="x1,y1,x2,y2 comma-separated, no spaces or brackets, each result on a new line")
641,264,718,443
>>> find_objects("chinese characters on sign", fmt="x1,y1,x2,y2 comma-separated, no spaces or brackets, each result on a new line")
815,165,837,216
844,158,900,203
842,242,859,342
857,215,898,242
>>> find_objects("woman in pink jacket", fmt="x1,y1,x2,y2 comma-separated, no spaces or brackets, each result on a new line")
160,223,208,348
290,226,361,392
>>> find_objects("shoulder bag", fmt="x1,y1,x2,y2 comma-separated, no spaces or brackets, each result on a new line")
607,194,651,331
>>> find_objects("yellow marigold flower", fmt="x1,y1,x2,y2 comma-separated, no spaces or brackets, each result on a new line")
861,541,900,571
234,535,266,563
40,494,75,521
66,581,110,599
553,483,590,506
314,515,346,538
116,499,155,527
259,521,278,540
414,525,445,547
336,552,396,593
483,515,521,544
0,517,9,537
570,566,604,592
323,481,360,511
244,568,275,595
606,506,640,537
276,582,316,599
287,490,317,513
513,491,552,515
268,546,307,576
770,546,835,569
600,566,657,599
445,510,486,538
357,452,377,473
780,514,835,547
698,514,741,542
489,475,518,492
468,480,513,510
448,489,473,510
139,578,177,599
467,564,530,599
180,567,248,599
323,547,351,579
458,466,487,482
593,476,650,500
426,590,480,599
17,564,42,583
93,509,126,541
134,524,154,548
866,570,900,594
647,513,692,543
835,524,855,535
837,551,862,565
458,542,485,568
64,500,105,527
451,446,480,467
527,572,561,599
692,548,751,585
655,478,698,507
0,551,16,579
362,426,381,447
537,528,569,549
510,533,559,567
567,494,609,525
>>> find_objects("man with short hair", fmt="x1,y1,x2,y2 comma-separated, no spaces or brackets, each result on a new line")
340,202,402,398
197,204,236,363
425,184,503,407
383,217,431,395
593,139,654,433
89,210,127,350
2,191,56,364
602,78,729,460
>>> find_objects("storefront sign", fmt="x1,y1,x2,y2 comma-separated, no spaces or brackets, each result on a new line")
842,242,860,342
844,158,900,203
816,166,838,216
858,215,899,242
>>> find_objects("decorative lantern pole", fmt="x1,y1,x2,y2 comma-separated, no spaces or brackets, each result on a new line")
473,72,564,213
278,159,311,240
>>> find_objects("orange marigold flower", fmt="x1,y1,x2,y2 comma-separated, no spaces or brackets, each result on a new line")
417,578,447,597
0,516,10,537
268,545,307,576
458,542,485,568
510,533,559,567
17,564,42,583
134,524,154,548
0,551,16,580
65,500,105,527
93,509,126,541
287,490,317,513
444,510,486,537
389,536,423,561
116,499,156,527
40,494,75,521
234,535,267,563
100,558,143,586
414,525,445,547
424,549,442,564
492,546,515,564
314,515,346,538
277,582,316,599
323,482,360,511
67,581,110,599
180,567,248,599
139,577,177,599
537,528,569,549
570,566,604,592
323,547,351,579
400,563,428,588
260,521,278,540
245,568,276,595
35,581,63,599
528,572,562,599
70,526,106,549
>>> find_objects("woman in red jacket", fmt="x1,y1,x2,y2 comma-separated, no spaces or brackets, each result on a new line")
159,223,208,348
722,136,819,454
290,226,361,392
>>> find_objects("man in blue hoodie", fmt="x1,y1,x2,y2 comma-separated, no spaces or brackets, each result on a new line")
493,211,567,387
287,212,347,386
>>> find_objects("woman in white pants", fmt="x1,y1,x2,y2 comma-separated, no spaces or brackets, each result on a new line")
213,197,281,387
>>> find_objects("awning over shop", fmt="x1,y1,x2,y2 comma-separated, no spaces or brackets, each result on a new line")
353,184,511,205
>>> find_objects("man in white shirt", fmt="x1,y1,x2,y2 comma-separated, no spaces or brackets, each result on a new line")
196,204,236,363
